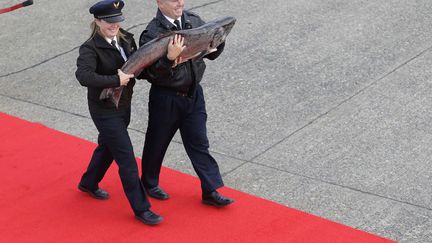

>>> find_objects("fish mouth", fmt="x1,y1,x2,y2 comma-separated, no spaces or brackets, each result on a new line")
217,16,236,36
207,16,236,49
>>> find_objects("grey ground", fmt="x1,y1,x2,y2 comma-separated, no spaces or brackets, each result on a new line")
1,0,432,242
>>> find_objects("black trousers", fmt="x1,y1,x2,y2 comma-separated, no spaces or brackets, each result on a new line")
141,84,224,192
80,108,150,214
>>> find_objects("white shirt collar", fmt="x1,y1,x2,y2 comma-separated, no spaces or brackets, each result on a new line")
163,15,181,27
105,36,118,46
104,35,127,61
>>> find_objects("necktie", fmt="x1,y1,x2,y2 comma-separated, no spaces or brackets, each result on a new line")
174,19,181,30
111,39,118,50
111,39,127,61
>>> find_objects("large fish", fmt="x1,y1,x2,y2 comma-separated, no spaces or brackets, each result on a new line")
100,16,236,107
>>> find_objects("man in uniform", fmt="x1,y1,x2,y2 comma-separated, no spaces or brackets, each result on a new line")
139,0,234,207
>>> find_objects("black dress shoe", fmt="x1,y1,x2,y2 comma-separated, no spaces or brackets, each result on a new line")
78,184,109,200
147,186,169,200
135,210,163,225
202,191,234,207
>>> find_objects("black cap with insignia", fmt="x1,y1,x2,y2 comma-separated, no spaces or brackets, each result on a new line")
89,0,125,23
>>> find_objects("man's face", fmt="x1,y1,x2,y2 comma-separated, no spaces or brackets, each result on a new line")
157,0,184,19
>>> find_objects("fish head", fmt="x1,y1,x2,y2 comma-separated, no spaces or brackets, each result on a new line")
210,16,236,48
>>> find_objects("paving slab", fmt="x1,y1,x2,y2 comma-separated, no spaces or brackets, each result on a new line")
360,203,432,243
198,0,432,159
254,49,432,210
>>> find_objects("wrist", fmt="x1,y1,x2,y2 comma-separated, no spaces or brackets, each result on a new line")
167,54,176,61
162,55,176,66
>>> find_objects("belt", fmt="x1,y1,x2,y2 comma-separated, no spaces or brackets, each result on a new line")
176,91,188,97
152,86,190,97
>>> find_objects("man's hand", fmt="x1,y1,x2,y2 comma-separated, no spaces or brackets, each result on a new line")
167,34,186,61
118,69,134,86
172,57,184,68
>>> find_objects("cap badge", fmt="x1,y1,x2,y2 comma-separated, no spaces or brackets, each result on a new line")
113,2,120,9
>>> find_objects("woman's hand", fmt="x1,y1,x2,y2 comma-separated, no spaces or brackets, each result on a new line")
118,69,134,86
167,34,186,61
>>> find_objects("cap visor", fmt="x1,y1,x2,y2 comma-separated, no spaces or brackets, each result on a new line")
103,15,125,23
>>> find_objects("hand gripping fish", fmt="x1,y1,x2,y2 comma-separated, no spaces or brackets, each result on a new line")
99,16,236,108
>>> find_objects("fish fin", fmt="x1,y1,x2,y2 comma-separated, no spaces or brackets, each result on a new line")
191,47,218,61
99,88,110,100
111,87,123,109
190,50,209,61
99,86,123,109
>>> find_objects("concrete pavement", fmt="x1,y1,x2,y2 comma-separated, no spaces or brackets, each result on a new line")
2,0,432,241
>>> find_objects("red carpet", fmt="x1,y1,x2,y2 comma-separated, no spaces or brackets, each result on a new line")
0,112,396,243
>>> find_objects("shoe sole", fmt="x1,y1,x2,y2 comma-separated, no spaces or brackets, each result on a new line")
135,215,163,225
78,185,109,200
148,194,169,200
201,199,234,208
146,190,170,200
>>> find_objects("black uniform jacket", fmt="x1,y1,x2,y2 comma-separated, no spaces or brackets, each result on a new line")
139,9,225,94
76,29,137,114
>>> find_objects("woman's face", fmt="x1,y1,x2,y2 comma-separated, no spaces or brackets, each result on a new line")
95,19,120,38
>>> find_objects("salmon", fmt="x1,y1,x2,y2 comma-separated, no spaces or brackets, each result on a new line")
100,16,236,107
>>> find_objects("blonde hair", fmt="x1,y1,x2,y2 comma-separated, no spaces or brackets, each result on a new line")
88,19,127,43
